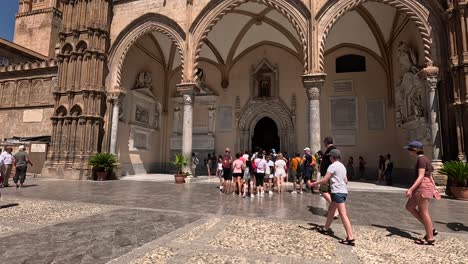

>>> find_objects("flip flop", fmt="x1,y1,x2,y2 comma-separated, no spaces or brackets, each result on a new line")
415,238,435,246
338,238,355,246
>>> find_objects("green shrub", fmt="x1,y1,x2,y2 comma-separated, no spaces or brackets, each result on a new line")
172,154,188,174
438,161,468,187
88,153,118,172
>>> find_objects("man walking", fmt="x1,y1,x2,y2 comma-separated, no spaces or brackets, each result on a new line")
320,137,338,218
1,147,14,187
13,145,33,188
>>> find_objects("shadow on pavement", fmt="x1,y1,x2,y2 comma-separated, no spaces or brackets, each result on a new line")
371,224,420,240
307,206,328,217
435,221,468,232
299,223,343,240
0,203,19,209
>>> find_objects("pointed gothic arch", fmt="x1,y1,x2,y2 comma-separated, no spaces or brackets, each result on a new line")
237,99,295,154
107,13,186,91
316,0,443,72
190,0,310,80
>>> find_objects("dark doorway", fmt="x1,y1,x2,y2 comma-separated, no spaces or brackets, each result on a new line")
251,117,280,152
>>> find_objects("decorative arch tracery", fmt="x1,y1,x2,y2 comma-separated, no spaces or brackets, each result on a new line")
317,0,436,72
237,99,295,154
190,0,310,78
108,13,186,90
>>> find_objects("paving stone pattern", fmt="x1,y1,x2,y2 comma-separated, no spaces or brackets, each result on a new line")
0,178,466,263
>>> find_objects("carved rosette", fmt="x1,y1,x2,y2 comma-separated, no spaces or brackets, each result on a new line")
302,73,326,100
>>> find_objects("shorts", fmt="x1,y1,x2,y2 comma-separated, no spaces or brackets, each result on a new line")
243,169,250,181
265,174,273,179
256,173,265,187
319,182,331,193
233,172,243,178
415,177,436,199
217,169,223,178
223,168,232,181
290,170,302,182
331,193,348,203
275,169,286,178
303,167,313,181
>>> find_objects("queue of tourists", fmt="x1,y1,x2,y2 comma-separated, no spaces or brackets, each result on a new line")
209,137,440,247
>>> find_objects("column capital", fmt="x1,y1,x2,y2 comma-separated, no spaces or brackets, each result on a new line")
303,73,326,100
177,83,200,105
107,89,126,104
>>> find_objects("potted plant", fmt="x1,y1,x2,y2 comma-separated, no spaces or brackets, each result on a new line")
438,161,468,200
88,153,118,181
172,154,188,184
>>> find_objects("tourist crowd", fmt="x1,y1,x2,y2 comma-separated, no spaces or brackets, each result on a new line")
202,136,439,247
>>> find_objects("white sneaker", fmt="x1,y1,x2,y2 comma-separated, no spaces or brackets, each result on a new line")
251,194,255,198
269,191,273,195
291,191,297,194
260,192,264,198
298,191,303,194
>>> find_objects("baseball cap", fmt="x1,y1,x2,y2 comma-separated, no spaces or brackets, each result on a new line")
326,149,341,157
403,141,423,149
304,147,311,151
19,145,25,151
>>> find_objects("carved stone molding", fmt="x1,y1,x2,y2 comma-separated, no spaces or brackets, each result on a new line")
302,73,326,100
176,82,201,105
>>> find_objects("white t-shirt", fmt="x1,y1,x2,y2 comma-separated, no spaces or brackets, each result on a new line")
255,158,267,173
217,162,223,170
275,159,287,171
326,161,348,194
2,153,13,165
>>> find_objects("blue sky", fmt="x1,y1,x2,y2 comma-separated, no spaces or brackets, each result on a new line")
0,0,19,41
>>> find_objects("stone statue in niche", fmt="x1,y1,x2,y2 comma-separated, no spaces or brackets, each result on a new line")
259,78,271,97
135,72,152,90
173,105,181,135
395,41,429,141
194,68,214,95
208,106,216,134
395,41,425,125
153,103,161,129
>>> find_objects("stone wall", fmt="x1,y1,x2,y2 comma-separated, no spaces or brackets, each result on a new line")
0,62,57,141
14,8,62,57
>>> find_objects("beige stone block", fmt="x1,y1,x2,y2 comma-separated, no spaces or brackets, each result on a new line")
23,109,44,123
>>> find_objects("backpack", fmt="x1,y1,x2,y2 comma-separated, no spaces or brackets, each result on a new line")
310,155,316,168
222,156,231,169
251,158,258,173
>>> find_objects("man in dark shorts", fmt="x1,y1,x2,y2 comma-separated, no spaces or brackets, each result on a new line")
303,147,315,193
222,148,233,194
320,137,338,217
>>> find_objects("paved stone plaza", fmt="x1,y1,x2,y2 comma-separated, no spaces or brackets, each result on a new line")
0,177,466,264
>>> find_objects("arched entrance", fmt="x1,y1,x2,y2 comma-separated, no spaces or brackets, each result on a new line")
237,99,295,155
252,117,280,152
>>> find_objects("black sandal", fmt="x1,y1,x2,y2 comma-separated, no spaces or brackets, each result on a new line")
423,229,438,240
415,238,435,245
317,226,332,235
338,238,355,246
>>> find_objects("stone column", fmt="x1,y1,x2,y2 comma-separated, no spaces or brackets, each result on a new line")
108,90,126,155
420,66,446,185
455,107,466,161
303,73,326,153
176,83,200,175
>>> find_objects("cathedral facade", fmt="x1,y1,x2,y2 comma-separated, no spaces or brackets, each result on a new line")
0,0,467,183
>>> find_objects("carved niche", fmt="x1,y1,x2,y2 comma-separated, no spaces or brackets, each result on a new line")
394,41,429,141
251,59,278,98
16,80,30,106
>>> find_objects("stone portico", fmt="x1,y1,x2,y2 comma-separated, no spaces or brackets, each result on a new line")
0,1,466,182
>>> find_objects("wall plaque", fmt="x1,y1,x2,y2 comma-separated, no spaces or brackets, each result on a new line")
330,97,357,130
30,144,46,153
218,106,232,132
367,99,385,130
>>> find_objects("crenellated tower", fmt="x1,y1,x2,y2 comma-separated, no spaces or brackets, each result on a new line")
42,0,112,179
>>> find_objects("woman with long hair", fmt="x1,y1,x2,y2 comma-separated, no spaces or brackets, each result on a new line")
404,141,438,245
